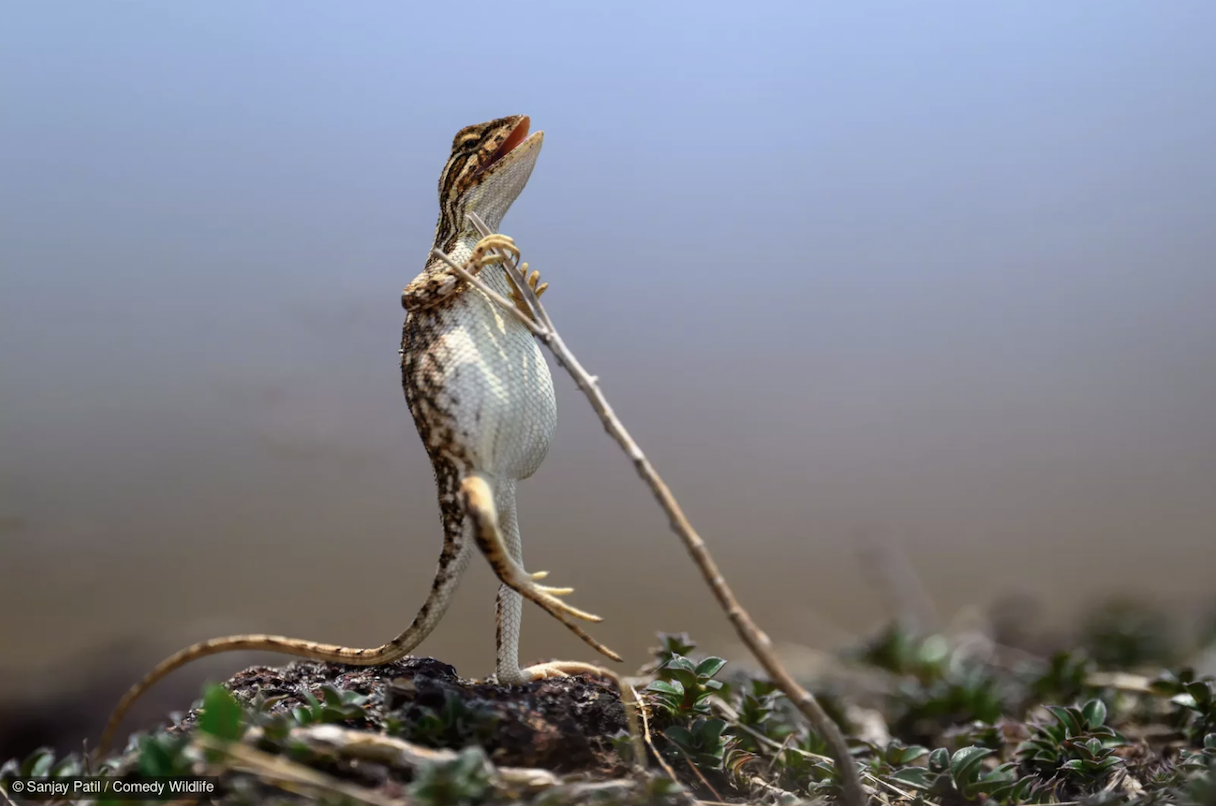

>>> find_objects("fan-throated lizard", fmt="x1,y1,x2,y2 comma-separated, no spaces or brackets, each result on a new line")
98,114,620,756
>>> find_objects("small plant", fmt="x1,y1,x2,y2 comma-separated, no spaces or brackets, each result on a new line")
137,734,194,778
773,729,838,797
890,665,1006,744
1179,733,1216,774
636,774,686,804
1152,668,1216,745
886,745,1046,804
604,729,637,765
662,717,731,771
393,689,498,749
1023,649,1096,708
1080,598,1177,669
858,622,1008,743
1017,699,1127,789
862,739,929,777
291,685,369,727
0,747,84,786
651,632,698,668
857,622,951,683
198,684,247,742
408,746,492,806
731,679,788,752
646,654,727,718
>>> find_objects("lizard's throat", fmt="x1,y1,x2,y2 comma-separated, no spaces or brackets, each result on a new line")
436,191,522,255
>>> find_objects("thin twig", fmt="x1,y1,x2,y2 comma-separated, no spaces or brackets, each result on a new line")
715,697,926,806
670,742,723,802
450,211,868,806
192,733,402,806
631,684,680,784
428,248,545,336
619,680,650,775
287,726,561,789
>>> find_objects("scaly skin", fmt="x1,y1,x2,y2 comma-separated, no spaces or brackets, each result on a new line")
96,115,619,759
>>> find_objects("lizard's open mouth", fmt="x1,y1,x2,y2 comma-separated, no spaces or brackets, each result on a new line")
477,116,534,176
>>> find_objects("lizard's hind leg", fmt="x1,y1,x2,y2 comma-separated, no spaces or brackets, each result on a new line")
460,474,622,681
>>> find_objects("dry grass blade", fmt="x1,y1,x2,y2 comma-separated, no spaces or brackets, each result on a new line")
630,684,681,785
192,733,401,806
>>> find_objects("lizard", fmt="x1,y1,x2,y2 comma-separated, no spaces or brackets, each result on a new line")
96,114,620,757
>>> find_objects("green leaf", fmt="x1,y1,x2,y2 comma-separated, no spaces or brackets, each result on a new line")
50,756,82,777
989,777,1034,802
1081,698,1107,729
27,749,54,778
664,656,697,674
916,634,950,667
1204,733,1216,750
694,718,728,744
664,725,695,747
949,746,992,784
1150,672,1184,696
198,684,245,741
1046,705,1084,736
895,745,929,765
137,736,185,778
647,679,683,698
928,747,949,772
658,632,697,657
890,767,934,789
695,657,727,678
666,669,699,690
1171,692,1199,709
1186,681,1214,708
138,737,171,777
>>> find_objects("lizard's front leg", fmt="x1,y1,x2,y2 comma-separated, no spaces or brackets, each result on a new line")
460,474,622,682
402,234,521,312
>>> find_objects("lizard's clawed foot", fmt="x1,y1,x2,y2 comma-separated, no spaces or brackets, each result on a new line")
521,661,619,683
505,567,602,623
526,569,573,595
509,261,548,318
466,233,520,271
462,474,622,663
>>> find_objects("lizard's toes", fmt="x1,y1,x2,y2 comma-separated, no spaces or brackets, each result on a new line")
527,570,573,595
521,662,619,683
515,577,603,622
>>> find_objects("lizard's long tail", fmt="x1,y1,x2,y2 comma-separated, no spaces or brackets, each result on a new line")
96,510,475,759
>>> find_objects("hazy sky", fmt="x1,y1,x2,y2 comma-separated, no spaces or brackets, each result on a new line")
2,2,1215,681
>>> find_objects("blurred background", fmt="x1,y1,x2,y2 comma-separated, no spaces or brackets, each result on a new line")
2,1,1214,758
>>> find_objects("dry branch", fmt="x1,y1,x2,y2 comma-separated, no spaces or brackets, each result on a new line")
425,213,869,806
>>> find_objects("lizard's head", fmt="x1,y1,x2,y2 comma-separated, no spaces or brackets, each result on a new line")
434,114,543,252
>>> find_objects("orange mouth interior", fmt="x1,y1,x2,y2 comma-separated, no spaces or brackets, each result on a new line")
484,116,531,171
